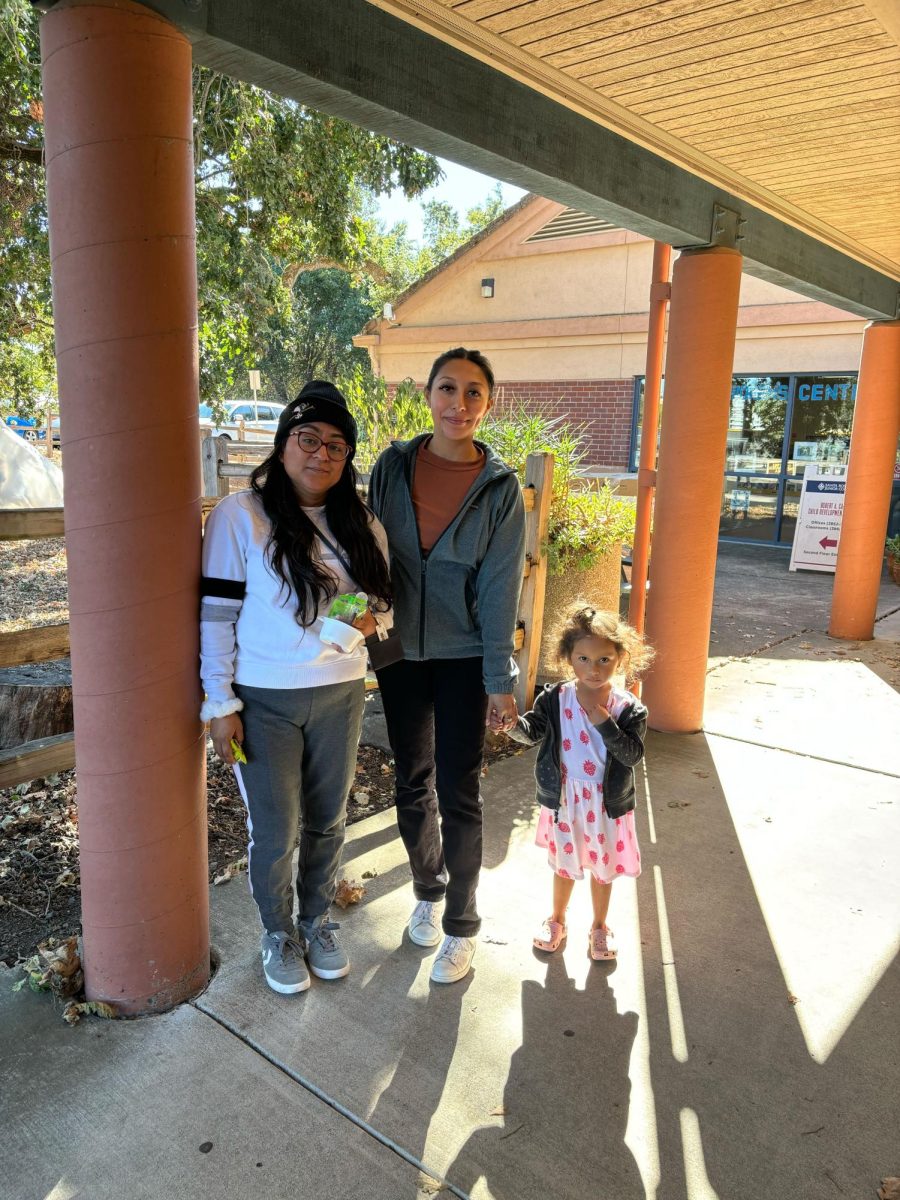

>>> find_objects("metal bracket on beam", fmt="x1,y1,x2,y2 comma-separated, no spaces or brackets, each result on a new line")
710,204,747,249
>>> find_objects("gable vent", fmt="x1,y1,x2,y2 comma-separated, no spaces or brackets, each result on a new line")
525,208,618,242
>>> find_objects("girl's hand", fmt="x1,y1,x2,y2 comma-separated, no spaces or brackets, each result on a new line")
353,608,378,639
210,714,244,764
487,693,518,733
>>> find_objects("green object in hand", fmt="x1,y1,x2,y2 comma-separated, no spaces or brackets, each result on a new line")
327,592,368,622
230,738,247,764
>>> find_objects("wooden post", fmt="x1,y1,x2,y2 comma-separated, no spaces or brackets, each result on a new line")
201,434,230,499
515,452,554,713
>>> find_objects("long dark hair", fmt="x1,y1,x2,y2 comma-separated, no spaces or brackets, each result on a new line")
250,448,392,627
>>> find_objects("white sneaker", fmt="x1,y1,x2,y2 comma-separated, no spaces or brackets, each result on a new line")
408,900,443,947
430,935,476,984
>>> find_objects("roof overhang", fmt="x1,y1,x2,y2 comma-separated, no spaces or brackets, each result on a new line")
74,0,900,319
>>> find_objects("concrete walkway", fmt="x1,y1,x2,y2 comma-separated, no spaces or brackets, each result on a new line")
3,555,899,1199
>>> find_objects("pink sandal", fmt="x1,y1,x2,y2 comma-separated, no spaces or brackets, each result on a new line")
533,918,567,953
589,925,617,961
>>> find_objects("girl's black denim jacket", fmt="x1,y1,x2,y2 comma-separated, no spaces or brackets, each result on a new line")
508,682,648,819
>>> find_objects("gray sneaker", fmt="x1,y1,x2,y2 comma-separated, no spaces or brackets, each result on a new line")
261,931,310,994
301,919,350,980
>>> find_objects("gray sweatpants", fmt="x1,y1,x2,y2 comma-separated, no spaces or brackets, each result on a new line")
232,679,365,935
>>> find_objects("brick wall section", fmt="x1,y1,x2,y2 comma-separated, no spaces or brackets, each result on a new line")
387,377,636,470
494,379,636,470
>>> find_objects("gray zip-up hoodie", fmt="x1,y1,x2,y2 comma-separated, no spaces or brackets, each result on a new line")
368,434,526,693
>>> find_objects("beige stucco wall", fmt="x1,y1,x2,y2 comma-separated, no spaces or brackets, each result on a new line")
370,323,864,387
408,240,655,325
359,218,867,386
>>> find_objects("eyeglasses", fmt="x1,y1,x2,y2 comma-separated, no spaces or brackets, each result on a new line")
290,430,352,461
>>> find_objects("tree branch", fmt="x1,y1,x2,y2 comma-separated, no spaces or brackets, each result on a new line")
0,139,43,165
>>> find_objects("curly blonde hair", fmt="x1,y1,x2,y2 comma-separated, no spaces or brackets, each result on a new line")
553,602,654,678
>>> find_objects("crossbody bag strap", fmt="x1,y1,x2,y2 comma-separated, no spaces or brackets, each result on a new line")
314,527,357,588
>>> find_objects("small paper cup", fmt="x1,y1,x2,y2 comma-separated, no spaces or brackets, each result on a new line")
320,615,365,654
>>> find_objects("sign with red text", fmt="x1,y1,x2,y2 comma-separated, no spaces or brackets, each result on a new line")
789,464,846,573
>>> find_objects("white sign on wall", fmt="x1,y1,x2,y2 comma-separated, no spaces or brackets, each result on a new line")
789,464,847,573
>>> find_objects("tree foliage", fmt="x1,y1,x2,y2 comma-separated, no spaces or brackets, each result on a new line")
0,0,54,410
0,0,442,411
0,0,515,418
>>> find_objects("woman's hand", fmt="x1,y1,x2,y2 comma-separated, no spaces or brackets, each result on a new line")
209,714,244,764
353,608,378,639
487,693,518,733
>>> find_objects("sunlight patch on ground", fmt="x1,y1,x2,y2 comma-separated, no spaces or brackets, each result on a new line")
43,1182,78,1200
653,866,689,1064
613,877,663,1199
680,1108,721,1199
706,733,900,1063
705,657,900,775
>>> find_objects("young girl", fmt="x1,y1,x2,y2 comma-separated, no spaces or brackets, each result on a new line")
507,604,652,961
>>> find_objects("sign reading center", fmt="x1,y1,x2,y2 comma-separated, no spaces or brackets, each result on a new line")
789,464,846,573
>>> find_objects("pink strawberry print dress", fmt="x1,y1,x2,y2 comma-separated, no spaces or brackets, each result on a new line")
535,681,641,884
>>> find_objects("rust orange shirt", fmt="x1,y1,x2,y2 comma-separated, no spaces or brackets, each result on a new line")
412,439,485,553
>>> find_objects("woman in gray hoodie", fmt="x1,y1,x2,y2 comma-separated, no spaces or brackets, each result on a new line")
369,347,526,984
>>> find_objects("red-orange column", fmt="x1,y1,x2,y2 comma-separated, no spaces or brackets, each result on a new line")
642,247,742,732
41,0,208,1013
629,241,671,644
830,320,900,640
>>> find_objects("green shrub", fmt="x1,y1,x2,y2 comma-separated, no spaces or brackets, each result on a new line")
484,399,635,577
337,364,430,470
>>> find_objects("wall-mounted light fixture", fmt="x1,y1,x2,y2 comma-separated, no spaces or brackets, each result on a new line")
481,278,495,298
383,302,395,320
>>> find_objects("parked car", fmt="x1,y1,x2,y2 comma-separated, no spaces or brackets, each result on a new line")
4,415,38,441
4,414,61,446
198,400,281,442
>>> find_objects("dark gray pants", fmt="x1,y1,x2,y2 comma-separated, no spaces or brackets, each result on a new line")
233,679,364,935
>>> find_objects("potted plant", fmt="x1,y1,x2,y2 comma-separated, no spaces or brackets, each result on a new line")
886,533,900,586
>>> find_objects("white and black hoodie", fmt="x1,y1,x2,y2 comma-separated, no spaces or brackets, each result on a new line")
199,490,391,721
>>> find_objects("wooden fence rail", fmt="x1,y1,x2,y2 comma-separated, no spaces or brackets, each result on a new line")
0,506,73,786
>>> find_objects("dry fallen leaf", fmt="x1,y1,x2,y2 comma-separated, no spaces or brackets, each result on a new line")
213,855,247,885
490,1105,507,1116
353,790,370,805
62,999,117,1025
333,878,366,908
787,993,799,1005
879,1179,900,1200
361,869,378,880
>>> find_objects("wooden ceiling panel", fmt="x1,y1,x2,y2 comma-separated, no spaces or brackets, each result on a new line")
606,31,890,98
378,0,900,277
654,87,899,139
633,52,899,120
565,4,863,76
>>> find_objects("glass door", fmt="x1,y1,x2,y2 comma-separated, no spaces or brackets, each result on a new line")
720,376,789,542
